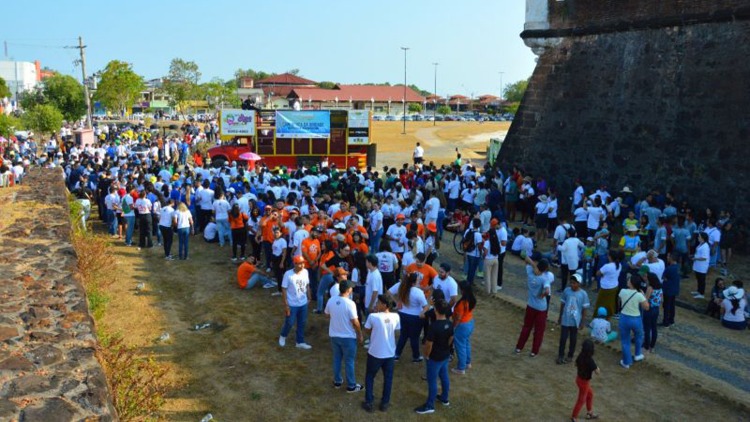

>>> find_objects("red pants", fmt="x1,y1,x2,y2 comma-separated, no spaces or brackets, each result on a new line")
515,307,547,354
572,376,594,418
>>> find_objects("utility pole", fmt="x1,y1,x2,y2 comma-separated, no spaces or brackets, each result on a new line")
401,46,409,135
77,36,93,128
432,62,438,126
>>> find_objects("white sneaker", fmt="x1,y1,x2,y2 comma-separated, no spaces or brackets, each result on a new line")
271,291,282,296
495,286,503,292
634,354,644,362
690,291,700,296
279,336,286,347
694,294,705,299
296,342,312,350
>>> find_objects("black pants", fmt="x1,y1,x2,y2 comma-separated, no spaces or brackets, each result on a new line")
497,252,506,287
231,228,247,258
138,214,153,248
558,326,578,359
198,209,211,233
574,221,587,238
249,236,262,261
695,271,707,295
662,295,676,325
159,225,173,257
560,264,576,291
271,255,284,292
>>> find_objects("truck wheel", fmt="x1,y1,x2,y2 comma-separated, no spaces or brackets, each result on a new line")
211,157,226,168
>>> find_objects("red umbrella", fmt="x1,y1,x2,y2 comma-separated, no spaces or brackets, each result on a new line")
239,152,262,161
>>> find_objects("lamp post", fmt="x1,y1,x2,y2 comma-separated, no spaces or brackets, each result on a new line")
401,46,409,135
432,62,438,126
308,95,312,109
388,97,391,115
498,71,505,100
370,97,374,111
349,96,352,109
335,96,339,109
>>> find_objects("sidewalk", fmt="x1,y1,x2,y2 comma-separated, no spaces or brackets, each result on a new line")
440,247,750,408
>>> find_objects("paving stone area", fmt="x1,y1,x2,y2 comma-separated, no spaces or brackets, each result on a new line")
0,168,116,421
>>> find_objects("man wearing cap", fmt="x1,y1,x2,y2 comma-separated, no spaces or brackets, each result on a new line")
325,280,364,392
556,274,590,364
634,250,665,281
279,255,313,349
362,295,401,413
385,213,408,256
365,255,384,315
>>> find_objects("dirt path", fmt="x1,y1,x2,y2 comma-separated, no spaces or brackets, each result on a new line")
97,224,748,421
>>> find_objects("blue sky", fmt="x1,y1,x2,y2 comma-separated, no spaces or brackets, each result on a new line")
3,0,536,97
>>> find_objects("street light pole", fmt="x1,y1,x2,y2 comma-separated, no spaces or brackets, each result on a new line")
432,62,438,126
498,71,505,100
401,46,409,135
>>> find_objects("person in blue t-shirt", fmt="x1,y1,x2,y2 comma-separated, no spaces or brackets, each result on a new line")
515,255,553,357
557,274,590,364
661,254,680,327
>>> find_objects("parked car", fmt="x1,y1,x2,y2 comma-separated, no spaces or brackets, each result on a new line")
385,115,397,121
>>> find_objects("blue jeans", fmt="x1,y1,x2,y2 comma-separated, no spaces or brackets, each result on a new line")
216,218,231,246
466,255,481,284
280,304,308,344
245,273,273,289
177,228,190,259
365,354,394,405
425,358,450,408
370,227,383,253
331,337,358,388
619,314,643,365
106,209,117,235
454,319,474,370
396,312,422,360
317,274,335,312
125,215,136,245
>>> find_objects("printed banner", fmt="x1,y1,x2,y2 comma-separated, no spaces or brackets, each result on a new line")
347,110,370,144
276,111,331,139
220,109,256,136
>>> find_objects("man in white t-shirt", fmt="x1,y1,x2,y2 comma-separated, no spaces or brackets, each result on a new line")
365,256,384,314
433,263,459,306
424,191,440,225
325,280,363,392
197,181,214,233
279,256,312,349
362,295,401,413
413,142,425,165
385,214,407,254
212,192,232,247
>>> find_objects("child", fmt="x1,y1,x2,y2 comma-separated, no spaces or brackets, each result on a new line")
571,339,600,422
582,237,596,286
589,307,617,344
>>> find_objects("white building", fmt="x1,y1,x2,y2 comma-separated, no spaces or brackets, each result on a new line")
0,60,40,103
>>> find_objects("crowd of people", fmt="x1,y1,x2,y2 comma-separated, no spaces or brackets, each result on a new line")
2,124,749,418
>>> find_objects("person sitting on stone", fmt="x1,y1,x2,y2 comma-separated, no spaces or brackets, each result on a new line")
237,256,277,290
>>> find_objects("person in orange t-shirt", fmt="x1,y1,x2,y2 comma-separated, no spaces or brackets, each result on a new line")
302,226,323,294
404,253,438,296
348,231,369,255
237,257,276,290
259,206,283,269
228,204,249,260
451,281,476,374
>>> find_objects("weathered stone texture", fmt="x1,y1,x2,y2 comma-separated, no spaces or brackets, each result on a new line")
0,168,116,421
500,20,750,214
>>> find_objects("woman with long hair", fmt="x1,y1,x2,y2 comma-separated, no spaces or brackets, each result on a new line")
247,205,262,261
594,249,623,318
229,203,249,261
643,273,663,352
388,272,429,362
571,339,599,422
720,282,747,330
451,281,476,375
173,202,194,260
618,273,650,368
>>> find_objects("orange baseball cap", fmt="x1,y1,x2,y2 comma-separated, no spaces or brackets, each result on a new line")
396,214,405,220
490,218,499,227
293,255,306,264
427,222,438,232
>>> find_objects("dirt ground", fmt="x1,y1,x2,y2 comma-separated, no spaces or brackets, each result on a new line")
89,123,747,421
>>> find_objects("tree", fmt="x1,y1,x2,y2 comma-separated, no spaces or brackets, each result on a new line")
42,74,87,122
22,104,63,135
437,105,451,115
19,74,86,122
408,84,432,97
200,78,240,109
408,103,423,114
0,114,23,138
164,58,201,116
287,68,300,75
0,77,10,99
503,79,529,103
316,81,337,89
94,60,145,117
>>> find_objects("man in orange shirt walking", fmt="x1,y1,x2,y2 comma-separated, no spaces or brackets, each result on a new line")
302,226,324,300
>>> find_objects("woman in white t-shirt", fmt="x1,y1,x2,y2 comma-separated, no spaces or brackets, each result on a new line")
173,202,194,260
388,273,429,362
720,286,748,330
594,249,623,317
617,275,650,368
691,232,710,299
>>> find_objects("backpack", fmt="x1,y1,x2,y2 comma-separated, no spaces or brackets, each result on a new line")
489,229,501,256
121,196,131,214
462,229,476,253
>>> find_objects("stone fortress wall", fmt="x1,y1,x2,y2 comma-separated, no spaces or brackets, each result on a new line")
0,168,116,420
500,0,750,215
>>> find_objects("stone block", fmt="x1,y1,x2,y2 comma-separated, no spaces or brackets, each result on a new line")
0,326,19,342
21,397,79,422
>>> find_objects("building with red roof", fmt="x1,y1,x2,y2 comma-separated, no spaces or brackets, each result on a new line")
288,84,425,114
